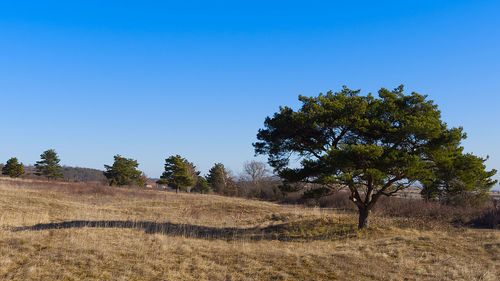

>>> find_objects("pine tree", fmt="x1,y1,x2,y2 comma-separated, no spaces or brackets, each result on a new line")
183,159,200,187
103,155,145,186
160,155,194,193
2,157,25,178
35,149,63,180
206,163,228,194
191,176,210,193
254,85,497,229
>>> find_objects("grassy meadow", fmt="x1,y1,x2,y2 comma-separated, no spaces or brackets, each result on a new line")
0,178,499,280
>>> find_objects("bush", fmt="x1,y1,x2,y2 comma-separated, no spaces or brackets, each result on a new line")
470,199,500,228
237,179,282,201
278,188,500,228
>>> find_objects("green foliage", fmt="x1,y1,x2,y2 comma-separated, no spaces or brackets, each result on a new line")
206,163,238,196
302,187,332,200
156,178,168,185
103,155,145,186
35,149,63,180
421,148,497,205
2,157,25,178
206,163,228,194
160,155,194,192
254,85,497,228
183,159,200,187
191,176,210,193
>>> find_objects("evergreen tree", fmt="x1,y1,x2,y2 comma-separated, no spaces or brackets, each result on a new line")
35,149,63,180
160,155,194,193
421,147,497,205
191,176,210,193
184,159,200,187
206,163,228,194
103,155,145,186
2,157,25,178
254,85,497,229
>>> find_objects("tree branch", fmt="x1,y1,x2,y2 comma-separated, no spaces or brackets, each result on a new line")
331,127,349,149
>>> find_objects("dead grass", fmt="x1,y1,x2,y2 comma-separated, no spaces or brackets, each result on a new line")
0,179,499,280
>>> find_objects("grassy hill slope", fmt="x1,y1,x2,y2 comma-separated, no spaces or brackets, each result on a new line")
0,179,499,280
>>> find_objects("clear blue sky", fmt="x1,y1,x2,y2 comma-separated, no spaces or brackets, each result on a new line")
0,0,499,187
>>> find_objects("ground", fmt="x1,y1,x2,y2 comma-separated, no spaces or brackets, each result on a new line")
0,179,499,280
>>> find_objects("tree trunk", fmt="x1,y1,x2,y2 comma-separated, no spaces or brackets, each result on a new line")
358,207,370,229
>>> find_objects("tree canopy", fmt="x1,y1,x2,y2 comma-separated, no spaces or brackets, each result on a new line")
103,155,145,186
2,157,25,178
242,160,270,185
206,163,238,196
183,158,200,187
421,147,497,205
35,149,63,180
254,85,497,229
191,176,210,193
159,155,194,192
206,163,228,194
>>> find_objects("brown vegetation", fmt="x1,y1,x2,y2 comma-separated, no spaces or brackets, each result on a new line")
282,188,500,229
1,178,499,280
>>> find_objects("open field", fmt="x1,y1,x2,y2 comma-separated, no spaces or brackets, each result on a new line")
1,179,499,280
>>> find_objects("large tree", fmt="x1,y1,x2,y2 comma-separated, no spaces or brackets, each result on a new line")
35,149,63,180
2,157,25,178
104,155,145,186
159,155,194,193
254,85,497,229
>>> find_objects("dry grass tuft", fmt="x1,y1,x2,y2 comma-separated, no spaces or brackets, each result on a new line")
1,179,499,280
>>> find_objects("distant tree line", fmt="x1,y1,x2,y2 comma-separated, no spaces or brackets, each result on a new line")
2,149,105,183
1,150,278,199
97,153,278,198
1,149,64,180
61,166,107,183
2,145,494,210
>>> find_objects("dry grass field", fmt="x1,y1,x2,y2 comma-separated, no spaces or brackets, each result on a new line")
0,178,499,280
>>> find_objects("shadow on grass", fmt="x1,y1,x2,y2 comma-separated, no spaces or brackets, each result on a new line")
12,218,357,241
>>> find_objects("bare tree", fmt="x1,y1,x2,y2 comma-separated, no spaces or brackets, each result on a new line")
243,161,270,185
